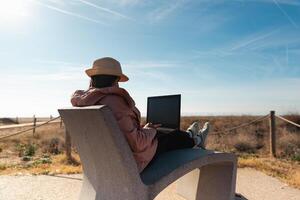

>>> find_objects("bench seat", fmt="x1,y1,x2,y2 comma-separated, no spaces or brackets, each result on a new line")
141,149,215,185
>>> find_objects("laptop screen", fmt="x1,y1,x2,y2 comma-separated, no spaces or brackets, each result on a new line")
146,94,181,129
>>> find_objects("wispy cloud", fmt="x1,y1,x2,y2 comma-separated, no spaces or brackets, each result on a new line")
4,66,85,82
126,70,173,83
33,59,87,67
272,0,299,28
34,0,105,24
254,0,300,6
99,0,143,6
123,61,178,69
76,0,133,20
195,0,300,6
149,0,188,22
44,0,66,6
235,29,300,52
230,29,278,51
193,26,300,61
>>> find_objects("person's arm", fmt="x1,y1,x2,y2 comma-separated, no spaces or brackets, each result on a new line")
103,96,157,152
71,88,101,107
70,90,85,106
117,115,157,152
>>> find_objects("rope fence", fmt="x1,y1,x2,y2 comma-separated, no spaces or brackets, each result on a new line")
275,115,300,128
0,116,61,140
210,114,270,135
0,110,300,158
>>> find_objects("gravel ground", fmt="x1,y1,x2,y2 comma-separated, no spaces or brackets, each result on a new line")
0,168,299,200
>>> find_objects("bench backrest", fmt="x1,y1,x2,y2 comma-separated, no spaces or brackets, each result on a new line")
58,106,142,191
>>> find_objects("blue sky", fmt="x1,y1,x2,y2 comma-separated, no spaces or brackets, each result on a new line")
0,0,300,117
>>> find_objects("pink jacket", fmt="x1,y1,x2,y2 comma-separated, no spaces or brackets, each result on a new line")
71,86,158,172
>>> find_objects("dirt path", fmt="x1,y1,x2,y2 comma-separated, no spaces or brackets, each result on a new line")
0,168,299,200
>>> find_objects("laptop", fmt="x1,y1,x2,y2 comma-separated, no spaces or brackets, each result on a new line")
146,94,181,133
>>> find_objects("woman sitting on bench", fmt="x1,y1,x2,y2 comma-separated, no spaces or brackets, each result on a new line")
71,57,210,173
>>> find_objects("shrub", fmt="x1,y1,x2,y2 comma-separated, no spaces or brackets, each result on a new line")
24,144,36,157
278,133,300,160
0,164,6,170
41,137,63,154
292,153,300,162
22,156,32,161
15,143,26,157
33,155,52,165
41,137,64,155
234,142,256,153
16,143,37,157
49,138,62,154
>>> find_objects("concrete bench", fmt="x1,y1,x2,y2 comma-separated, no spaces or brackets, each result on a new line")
59,105,237,200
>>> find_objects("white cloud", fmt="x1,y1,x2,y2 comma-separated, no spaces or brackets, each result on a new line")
118,0,143,6
241,32,300,53
44,0,66,6
33,59,87,69
3,68,85,82
34,0,104,24
148,0,188,22
230,29,279,51
210,0,300,6
204,27,300,54
123,60,178,69
272,0,299,28
253,0,300,6
76,0,133,20
99,0,144,6
0,63,89,117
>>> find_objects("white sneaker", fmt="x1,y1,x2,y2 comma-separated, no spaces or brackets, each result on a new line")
198,122,210,149
186,121,200,138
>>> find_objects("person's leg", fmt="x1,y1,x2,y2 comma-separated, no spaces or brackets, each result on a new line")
154,130,195,158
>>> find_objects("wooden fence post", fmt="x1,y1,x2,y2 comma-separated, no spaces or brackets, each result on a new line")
269,110,276,157
65,128,72,162
60,117,63,128
33,115,37,136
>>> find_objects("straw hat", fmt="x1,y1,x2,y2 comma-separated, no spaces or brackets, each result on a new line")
85,57,129,82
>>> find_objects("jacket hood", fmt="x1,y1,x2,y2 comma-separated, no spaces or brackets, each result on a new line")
71,86,136,108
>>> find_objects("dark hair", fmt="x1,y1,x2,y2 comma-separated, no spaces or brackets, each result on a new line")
91,75,119,88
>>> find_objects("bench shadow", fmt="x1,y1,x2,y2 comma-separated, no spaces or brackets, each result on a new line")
235,193,248,200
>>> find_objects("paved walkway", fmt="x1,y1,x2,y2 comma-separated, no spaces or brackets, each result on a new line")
0,168,299,200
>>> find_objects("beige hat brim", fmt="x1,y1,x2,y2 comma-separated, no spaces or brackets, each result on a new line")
85,68,129,82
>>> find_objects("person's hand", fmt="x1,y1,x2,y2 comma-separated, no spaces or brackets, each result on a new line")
143,123,162,129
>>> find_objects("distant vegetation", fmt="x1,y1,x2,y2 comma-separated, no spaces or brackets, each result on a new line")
0,118,18,125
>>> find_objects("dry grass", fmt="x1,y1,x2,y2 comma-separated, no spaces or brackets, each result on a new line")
1,115,300,188
0,153,82,175
238,154,300,189
0,123,66,167
0,118,17,126
0,122,82,175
